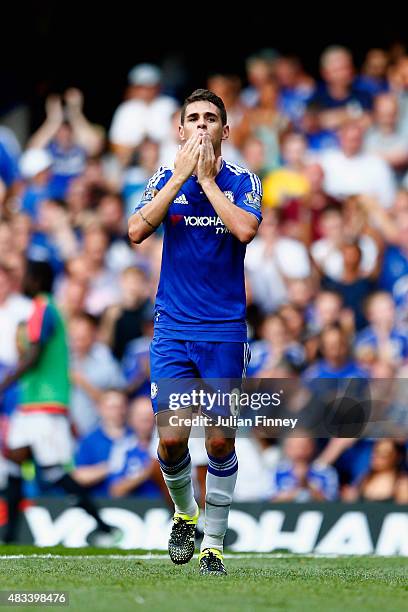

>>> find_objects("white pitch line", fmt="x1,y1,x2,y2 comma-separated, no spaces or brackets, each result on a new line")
0,553,350,560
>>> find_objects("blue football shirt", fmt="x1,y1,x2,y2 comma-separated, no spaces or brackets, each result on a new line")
135,161,262,342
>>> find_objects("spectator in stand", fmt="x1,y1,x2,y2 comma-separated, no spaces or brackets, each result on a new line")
245,208,311,312
278,303,308,347
57,275,88,324
80,224,122,316
235,78,289,171
390,56,408,135
97,192,127,245
69,313,125,436
355,49,390,96
0,220,12,263
301,102,339,153
0,139,19,190
285,278,316,313
262,133,310,209
96,192,138,272
109,63,177,166
303,324,368,381
379,209,408,306
74,389,131,496
283,163,340,244
207,73,245,162
321,242,375,330
307,290,350,334
121,332,151,401
302,325,369,444
393,188,408,214
305,289,353,363
240,137,267,180
28,90,104,199
308,46,373,131
34,198,78,270
56,255,92,306
2,252,27,296
343,440,408,503
364,93,408,180
18,148,53,223
248,313,305,376
100,265,153,361
122,138,160,219
311,204,379,281
10,206,69,278
65,176,92,231
0,263,32,368
158,109,181,169
240,52,276,108
319,121,396,208
275,55,315,126
8,213,31,258
109,396,162,498
355,291,408,370
270,434,339,502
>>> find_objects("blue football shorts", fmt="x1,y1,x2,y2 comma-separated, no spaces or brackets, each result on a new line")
149,337,250,417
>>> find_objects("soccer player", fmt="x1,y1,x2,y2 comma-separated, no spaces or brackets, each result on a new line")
0,261,119,544
128,89,262,575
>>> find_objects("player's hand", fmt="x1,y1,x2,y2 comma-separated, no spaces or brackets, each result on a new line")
197,133,221,185
173,133,201,182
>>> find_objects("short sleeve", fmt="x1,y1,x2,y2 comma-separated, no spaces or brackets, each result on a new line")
134,166,172,212
75,438,94,466
234,172,263,223
27,298,56,345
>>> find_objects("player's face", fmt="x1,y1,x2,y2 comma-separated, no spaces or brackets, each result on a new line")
180,101,229,151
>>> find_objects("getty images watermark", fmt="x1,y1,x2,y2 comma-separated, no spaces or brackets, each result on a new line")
154,376,408,438
162,387,298,429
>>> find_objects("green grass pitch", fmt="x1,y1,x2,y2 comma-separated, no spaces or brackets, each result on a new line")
0,547,406,611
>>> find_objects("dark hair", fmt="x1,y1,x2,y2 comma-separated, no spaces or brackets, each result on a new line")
319,322,347,344
180,89,227,126
72,311,99,328
26,260,54,294
321,203,343,217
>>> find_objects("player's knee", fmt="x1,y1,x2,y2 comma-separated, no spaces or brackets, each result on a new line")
206,437,234,458
158,437,189,462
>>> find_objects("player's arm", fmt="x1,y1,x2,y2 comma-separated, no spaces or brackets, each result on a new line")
128,134,201,244
197,135,260,244
0,343,42,395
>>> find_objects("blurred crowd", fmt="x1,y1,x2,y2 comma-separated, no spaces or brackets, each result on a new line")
0,44,408,505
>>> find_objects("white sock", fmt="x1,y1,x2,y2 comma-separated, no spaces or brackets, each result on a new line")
201,450,238,553
158,449,198,517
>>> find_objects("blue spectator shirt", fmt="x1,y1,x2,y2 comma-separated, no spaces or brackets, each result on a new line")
270,459,339,501
355,326,408,363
